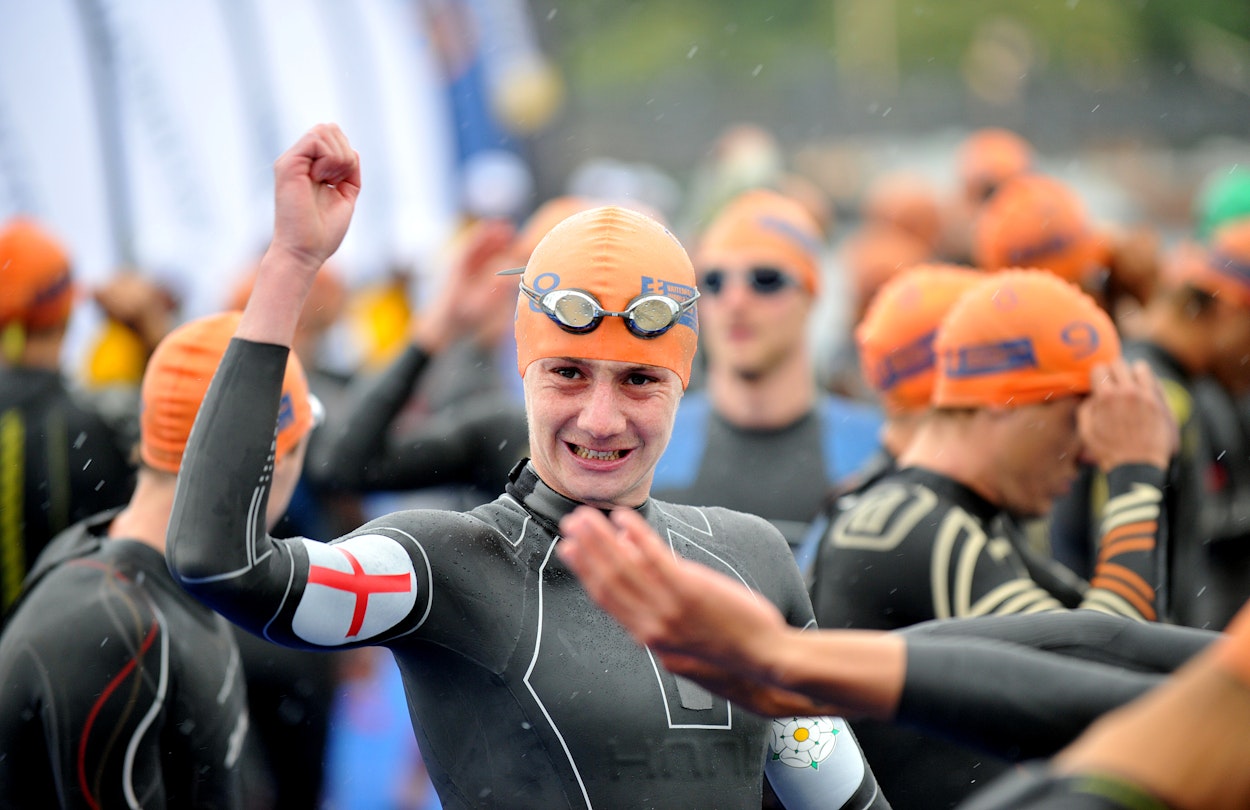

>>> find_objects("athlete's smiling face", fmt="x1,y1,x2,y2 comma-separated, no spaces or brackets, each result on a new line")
523,356,683,509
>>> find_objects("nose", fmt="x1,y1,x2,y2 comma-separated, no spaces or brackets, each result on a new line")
717,274,755,309
577,380,627,438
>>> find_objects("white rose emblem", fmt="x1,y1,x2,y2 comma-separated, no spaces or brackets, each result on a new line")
769,716,839,770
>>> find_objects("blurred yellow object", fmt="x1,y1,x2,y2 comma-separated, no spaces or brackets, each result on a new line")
347,279,411,370
82,319,148,387
492,58,564,135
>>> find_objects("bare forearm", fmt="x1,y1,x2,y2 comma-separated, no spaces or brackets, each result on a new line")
757,628,905,721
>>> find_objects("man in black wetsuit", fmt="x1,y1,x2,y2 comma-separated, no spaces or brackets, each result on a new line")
556,503,1248,810
167,124,889,809
810,269,1178,809
0,218,135,613
0,310,317,807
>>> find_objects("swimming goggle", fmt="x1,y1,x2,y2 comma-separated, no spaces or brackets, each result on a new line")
698,266,798,296
517,280,700,339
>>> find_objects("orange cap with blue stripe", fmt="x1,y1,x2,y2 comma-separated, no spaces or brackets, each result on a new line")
141,311,313,472
857,263,984,413
515,206,700,388
934,270,1120,408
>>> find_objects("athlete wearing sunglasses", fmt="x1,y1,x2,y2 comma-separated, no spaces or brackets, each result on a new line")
698,266,798,296
652,188,882,554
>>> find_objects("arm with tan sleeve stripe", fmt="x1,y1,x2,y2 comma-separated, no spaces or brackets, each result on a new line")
1078,464,1165,621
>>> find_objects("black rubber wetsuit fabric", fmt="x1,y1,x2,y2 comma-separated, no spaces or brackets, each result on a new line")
897,613,1215,759
308,344,528,500
810,464,1165,810
168,338,889,810
0,367,135,612
0,512,248,808
813,465,1165,631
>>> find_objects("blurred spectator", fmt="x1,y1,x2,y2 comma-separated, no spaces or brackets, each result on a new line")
652,188,882,551
1194,165,1250,242
940,127,1036,263
0,218,135,613
1053,219,1250,631
972,172,1162,325
825,221,931,401
861,170,945,254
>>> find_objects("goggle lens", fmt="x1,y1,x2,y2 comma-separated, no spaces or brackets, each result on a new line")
550,292,599,331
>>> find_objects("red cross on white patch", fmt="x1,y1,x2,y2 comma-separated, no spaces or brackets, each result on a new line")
293,535,418,645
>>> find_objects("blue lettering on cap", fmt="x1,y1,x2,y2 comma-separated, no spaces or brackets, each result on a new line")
1006,232,1076,265
877,329,937,390
1209,249,1250,288
277,392,296,432
1060,321,1101,360
642,276,699,330
945,338,1038,378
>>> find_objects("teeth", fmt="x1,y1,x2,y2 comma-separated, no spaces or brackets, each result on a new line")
573,446,622,461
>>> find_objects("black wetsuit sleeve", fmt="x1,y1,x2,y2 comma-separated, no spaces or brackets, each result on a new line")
308,344,527,493
167,339,437,650
956,764,1171,810
1080,464,1165,621
896,612,1214,760
898,633,1163,760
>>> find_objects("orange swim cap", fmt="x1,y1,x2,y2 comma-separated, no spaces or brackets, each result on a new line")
973,175,1107,284
856,264,984,414
973,174,1107,285
696,188,825,295
141,311,313,473
1174,218,1250,309
933,269,1120,408
514,206,699,388
957,127,1034,203
0,217,75,330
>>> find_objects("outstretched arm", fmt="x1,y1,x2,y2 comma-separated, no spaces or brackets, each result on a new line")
556,506,906,721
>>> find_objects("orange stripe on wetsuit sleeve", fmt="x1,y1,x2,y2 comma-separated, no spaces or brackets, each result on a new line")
1091,564,1157,620
1097,532,1156,566
1100,520,1150,547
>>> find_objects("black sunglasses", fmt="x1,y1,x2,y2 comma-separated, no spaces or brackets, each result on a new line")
698,267,798,296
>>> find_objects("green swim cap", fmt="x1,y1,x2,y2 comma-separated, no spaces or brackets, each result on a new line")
1196,166,1250,241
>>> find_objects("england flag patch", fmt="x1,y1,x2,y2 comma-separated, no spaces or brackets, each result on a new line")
293,535,418,645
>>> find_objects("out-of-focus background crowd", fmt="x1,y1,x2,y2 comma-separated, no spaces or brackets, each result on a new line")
5,0,1249,379
5,2,1250,809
